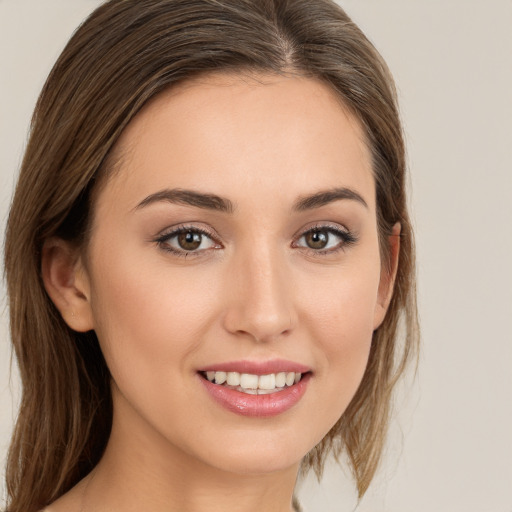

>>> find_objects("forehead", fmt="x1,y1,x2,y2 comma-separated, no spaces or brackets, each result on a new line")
98,72,375,214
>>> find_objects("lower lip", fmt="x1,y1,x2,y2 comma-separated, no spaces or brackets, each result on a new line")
199,373,311,418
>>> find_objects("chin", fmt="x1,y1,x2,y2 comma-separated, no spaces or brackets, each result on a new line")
208,451,302,476
192,429,318,476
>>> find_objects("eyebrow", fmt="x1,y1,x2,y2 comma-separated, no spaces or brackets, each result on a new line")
293,187,368,211
135,188,234,213
134,186,367,214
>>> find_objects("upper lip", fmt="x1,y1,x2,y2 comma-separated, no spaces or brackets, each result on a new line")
198,359,311,375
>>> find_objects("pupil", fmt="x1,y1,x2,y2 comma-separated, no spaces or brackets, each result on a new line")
178,231,201,250
307,230,328,249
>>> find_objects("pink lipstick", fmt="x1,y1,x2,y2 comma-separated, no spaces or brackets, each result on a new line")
197,359,311,417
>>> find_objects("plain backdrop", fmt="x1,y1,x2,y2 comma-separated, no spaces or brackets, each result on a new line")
1,1,511,511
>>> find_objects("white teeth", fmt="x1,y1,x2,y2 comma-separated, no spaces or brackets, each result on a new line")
205,370,304,391
240,373,259,389
258,373,276,390
275,372,286,388
214,371,227,385
256,388,278,395
226,372,241,386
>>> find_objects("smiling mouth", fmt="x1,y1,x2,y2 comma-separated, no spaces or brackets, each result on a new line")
199,371,306,395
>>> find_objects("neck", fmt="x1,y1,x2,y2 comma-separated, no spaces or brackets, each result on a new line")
86,445,299,512
81,402,300,512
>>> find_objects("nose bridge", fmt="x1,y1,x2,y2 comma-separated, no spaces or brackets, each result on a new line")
223,241,295,342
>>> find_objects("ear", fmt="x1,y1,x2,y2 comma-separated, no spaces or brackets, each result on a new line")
373,222,401,330
41,238,95,332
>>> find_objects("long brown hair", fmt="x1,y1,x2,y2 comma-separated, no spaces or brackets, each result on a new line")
4,1,419,510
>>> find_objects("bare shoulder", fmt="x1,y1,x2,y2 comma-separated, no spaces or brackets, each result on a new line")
38,477,87,512
39,499,78,512
39,496,79,512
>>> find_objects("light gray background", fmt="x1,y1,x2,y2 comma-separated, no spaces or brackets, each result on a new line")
1,1,511,511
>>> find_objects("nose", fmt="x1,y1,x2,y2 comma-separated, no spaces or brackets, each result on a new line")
222,246,297,343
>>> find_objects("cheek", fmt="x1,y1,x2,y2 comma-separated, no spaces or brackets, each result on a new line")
303,257,380,348
87,239,220,386
298,258,380,421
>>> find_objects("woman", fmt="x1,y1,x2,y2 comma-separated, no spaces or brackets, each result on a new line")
3,1,418,511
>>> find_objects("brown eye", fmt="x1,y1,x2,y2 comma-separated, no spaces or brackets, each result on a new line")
304,229,329,249
177,231,202,251
294,226,356,253
158,227,218,254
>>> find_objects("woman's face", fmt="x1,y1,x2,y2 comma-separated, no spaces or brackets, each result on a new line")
77,74,394,476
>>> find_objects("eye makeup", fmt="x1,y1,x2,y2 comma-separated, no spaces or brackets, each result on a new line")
292,224,358,254
292,223,358,256
152,220,358,259
154,224,222,258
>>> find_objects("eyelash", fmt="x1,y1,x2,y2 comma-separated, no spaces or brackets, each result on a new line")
154,223,358,258
292,223,358,255
155,225,220,258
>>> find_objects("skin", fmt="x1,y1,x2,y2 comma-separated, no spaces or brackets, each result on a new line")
42,73,399,512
